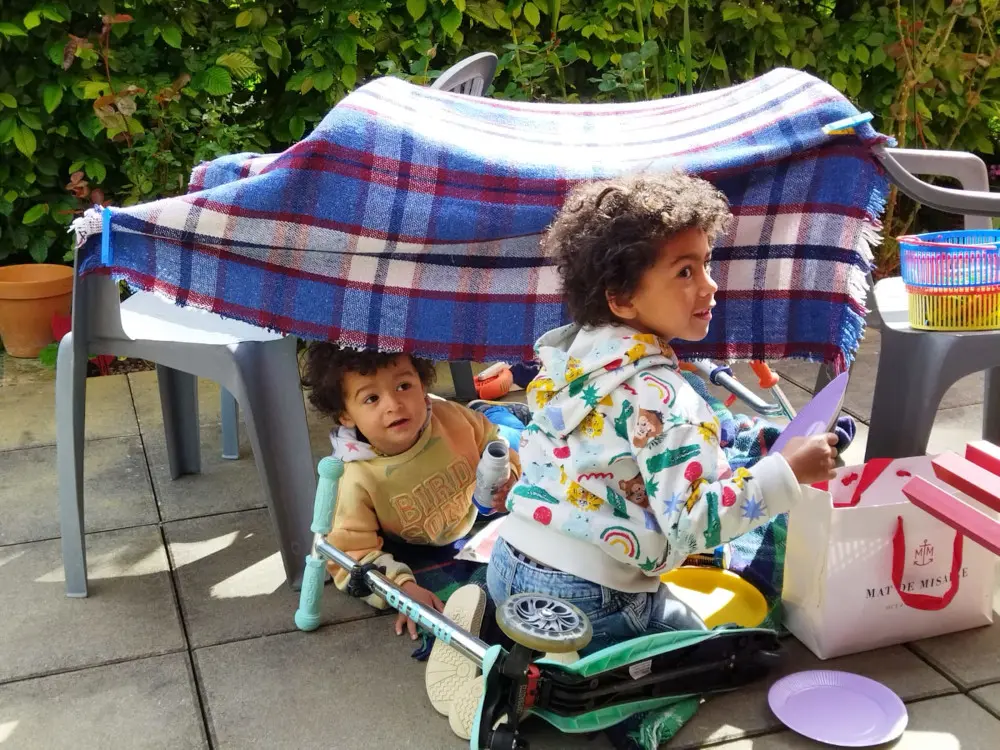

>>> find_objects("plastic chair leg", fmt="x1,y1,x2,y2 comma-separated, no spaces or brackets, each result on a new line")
985,367,1000,446
451,361,478,402
232,339,316,589
866,333,948,460
220,387,240,460
55,332,89,597
157,365,201,480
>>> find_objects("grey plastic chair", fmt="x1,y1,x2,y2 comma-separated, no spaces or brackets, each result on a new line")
814,148,1000,460
432,52,500,403
56,266,316,596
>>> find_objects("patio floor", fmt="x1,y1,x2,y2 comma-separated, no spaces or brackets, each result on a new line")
0,332,998,749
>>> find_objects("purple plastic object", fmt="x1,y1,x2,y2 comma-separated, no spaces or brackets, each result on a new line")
768,671,908,747
771,372,849,454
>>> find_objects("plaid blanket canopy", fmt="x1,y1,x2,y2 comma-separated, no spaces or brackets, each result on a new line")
74,67,888,369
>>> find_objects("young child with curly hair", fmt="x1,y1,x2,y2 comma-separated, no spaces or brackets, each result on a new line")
483,172,839,656
301,345,525,723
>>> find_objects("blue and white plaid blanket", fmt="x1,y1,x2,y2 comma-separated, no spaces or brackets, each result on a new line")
74,67,888,369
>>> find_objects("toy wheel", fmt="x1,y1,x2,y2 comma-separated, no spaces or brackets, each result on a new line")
496,594,592,654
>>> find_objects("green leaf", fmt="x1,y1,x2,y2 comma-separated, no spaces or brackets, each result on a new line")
639,40,658,60
160,26,182,49
0,22,28,38
2,190,16,202
23,11,41,30
831,71,848,92
333,35,358,65
85,158,106,183
79,116,102,140
523,2,540,27
262,36,282,58
0,93,17,108
38,342,59,367
406,0,427,21
855,44,870,64
22,203,48,224
865,32,885,46
0,117,15,143
340,64,357,89
930,0,945,13
721,6,742,22
289,115,305,141
977,136,995,155
621,51,641,70
710,54,727,70
216,52,256,80
199,66,233,96
312,69,334,91
847,74,862,98
453,0,466,11
18,110,42,130
871,46,887,67
28,235,51,263
40,6,66,22
42,85,62,113
440,5,463,36
235,10,253,28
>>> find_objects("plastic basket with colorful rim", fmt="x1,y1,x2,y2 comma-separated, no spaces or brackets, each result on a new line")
897,230,1000,331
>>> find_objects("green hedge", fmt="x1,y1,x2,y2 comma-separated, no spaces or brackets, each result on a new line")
0,0,997,269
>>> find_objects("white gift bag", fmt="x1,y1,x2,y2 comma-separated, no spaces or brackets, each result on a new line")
782,455,997,659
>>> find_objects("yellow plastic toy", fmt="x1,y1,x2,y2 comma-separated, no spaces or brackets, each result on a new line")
660,566,768,629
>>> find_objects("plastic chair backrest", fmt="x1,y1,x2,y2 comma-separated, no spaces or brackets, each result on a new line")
431,51,498,96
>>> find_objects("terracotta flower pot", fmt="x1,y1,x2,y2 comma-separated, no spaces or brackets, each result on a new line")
0,264,74,358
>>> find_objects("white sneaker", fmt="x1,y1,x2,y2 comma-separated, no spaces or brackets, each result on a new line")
425,585,487,715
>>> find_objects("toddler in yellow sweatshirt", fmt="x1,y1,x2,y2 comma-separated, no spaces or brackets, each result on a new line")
301,344,522,641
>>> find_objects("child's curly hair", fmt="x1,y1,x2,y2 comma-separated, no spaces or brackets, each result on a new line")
301,343,437,422
542,172,732,327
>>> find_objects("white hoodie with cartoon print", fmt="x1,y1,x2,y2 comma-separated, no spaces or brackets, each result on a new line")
498,323,802,593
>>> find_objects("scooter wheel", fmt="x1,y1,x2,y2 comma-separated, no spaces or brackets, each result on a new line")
496,594,592,654
488,725,528,750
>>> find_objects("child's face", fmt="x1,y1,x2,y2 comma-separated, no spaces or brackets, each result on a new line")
608,226,718,342
338,356,429,456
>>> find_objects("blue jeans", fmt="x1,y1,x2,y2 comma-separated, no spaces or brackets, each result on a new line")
487,537,707,656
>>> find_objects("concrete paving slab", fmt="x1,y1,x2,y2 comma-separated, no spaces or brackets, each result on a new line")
0,437,156,547
970,681,1000,719
144,423,265,522
0,526,185,683
128,371,225,432
667,637,955,750
0,653,207,749
195,620,469,749
927,404,986,455
165,509,376,648
0,375,137,451
702,693,1000,750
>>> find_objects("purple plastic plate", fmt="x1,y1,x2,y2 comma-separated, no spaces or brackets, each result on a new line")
768,671,908,747
770,372,849,454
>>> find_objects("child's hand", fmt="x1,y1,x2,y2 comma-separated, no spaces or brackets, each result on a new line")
780,433,839,485
396,581,445,639
490,472,516,513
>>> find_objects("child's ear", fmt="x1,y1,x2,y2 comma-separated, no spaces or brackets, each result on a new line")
606,290,638,320
338,413,356,429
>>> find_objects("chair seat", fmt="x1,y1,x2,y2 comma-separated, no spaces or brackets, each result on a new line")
119,291,283,345
875,276,1000,338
